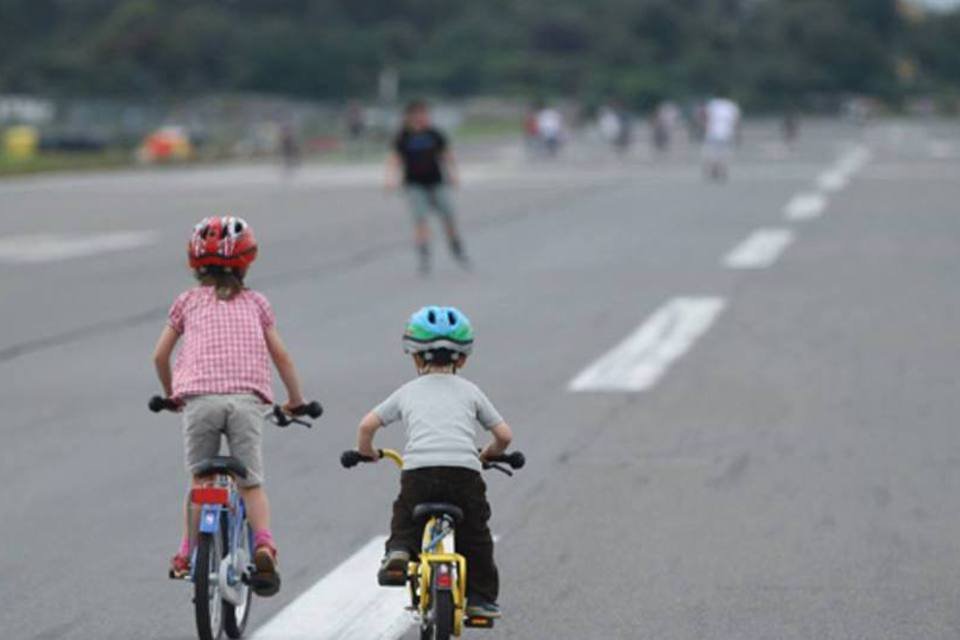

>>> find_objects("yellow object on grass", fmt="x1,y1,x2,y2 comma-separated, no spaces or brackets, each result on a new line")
3,125,39,160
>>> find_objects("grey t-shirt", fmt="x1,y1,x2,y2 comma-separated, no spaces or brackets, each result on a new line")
373,374,504,472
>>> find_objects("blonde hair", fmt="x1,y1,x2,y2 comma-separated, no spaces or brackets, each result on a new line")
195,266,246,301
413,352,466,375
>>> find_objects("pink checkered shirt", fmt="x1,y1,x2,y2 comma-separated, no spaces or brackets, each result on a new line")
169,286,276,403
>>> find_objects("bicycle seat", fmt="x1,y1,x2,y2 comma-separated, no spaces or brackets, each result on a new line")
412,502,463,523
194,456,248,480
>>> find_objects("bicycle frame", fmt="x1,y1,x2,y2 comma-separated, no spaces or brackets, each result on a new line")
378,450,471,636
414,515,468,636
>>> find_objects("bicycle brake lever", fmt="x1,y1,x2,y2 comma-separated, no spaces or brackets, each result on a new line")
490,463,513,477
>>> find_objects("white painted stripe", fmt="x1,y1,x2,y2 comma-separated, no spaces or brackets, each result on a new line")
816,169,848,192
784,192,827,221
0,231,158,264
251,536,414,640
817,145,871,193
569,297,726,393
723,228,794,269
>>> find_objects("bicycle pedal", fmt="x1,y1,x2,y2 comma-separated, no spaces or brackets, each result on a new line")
465,616,495,629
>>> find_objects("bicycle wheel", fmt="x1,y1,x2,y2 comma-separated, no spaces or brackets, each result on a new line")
195,531,224,640
223,519,252,638
422,589,454,640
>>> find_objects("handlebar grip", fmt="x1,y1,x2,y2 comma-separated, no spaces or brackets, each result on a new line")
149,396,178,413
293,401,324,419
485,451,526,469
507,451,525,469
340,450,378,468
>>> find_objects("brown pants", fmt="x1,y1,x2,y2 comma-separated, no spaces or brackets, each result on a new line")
386,466,498,602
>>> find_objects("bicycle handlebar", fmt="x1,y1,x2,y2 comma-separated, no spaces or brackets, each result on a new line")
340,449,379,468
483,451,525,470
149,396,323,429
270,401,324,428
340,449,525,475
148,396,180,413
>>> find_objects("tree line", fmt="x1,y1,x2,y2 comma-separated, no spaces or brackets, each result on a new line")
1,0,958,110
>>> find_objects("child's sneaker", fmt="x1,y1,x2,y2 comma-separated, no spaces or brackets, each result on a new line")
466,598,501,619
169,553,190,580
377,550,410,586
250,545,281,597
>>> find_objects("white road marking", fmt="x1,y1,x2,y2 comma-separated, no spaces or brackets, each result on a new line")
251,536,414,640
569,297,726,393
0,231,158,264
723,228,795,269
784,193,827,221
816,169,848,192
817,145,871,192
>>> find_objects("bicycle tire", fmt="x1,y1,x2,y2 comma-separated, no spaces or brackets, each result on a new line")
195,532,224,640
223,519,252,638
431,590,454,640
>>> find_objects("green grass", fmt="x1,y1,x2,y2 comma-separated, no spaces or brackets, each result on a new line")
455,118,522,140
0,150,132,177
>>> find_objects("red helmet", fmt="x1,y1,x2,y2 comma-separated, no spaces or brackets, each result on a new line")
188,216,258,270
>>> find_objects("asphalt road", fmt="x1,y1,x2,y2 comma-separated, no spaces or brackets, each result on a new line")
2,118,959,639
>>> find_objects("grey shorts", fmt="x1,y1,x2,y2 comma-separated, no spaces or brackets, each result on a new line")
405,184,455,223
183,394,266,488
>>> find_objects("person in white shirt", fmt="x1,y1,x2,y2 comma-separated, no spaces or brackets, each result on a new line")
535,106,564,156
702,95,741,181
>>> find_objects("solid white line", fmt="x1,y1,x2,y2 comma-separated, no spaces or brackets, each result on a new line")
569,297,726,393
0,231,158,264
783,192,827,221
251,536,414,640
723,228,794,269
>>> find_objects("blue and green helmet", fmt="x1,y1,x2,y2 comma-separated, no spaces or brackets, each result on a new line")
403,306,474,355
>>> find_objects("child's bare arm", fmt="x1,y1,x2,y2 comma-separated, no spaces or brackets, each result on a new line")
152,326,180,398
385,152,402,190
264,326,306,409
442,150,459,186
480,421,513,461
357,411,384,459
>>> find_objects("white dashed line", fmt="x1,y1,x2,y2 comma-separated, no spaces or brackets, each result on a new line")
0,231,158,264
251,536,413,640
569,297,726,393
784,193,827,221
723,228,794,269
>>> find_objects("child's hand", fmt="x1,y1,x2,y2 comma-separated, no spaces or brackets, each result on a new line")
282,400,306,415
358,447,381,462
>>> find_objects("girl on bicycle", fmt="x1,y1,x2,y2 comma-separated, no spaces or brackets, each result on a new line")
354,306,513,619
153,216,308,597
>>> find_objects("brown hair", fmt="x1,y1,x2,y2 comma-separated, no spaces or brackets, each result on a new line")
195,265,246,300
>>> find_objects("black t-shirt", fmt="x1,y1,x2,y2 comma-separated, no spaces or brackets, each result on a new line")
394,127,448,186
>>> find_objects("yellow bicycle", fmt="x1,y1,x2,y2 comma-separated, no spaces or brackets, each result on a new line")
341,448,525,639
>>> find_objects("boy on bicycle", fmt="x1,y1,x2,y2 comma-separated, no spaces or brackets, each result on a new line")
153,216,308,597
354,306,513,618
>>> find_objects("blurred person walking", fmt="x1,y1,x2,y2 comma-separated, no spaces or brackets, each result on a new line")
598,101,632,157
535,104,565,157
386,100,469,275
701,93,741,182
651,101,680,154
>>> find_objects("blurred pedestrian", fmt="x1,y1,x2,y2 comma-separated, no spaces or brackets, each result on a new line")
535,105,564,157
279,122,300,173
599,101,632,156
651,101,679,154
386,100,469,275
702,93,741,182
